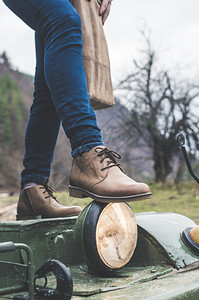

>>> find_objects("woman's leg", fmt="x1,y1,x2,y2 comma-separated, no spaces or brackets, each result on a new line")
3,0,151,211
3,0,103,165
21,32,61,186
3,0,86,218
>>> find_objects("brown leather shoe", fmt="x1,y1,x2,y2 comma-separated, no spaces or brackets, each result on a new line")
17,184,82,220
69,146,152,203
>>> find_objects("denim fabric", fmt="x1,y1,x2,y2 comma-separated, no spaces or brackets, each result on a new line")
3,0,103,185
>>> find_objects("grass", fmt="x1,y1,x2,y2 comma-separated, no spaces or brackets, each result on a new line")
0,181,199,223
54,181,199,224
129,182,199,224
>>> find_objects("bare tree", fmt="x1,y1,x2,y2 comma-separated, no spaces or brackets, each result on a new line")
0,51,11,68
116,33,199,182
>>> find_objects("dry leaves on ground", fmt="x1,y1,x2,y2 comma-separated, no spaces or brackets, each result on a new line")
0,202,17,221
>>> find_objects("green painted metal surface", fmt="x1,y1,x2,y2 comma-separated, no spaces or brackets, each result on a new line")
0,210,199,299
0,261,27,294
0,242,35,299
134,212,198,268
71,268,199,299
0,217,80,297
2,267,199,299
0,217,81,269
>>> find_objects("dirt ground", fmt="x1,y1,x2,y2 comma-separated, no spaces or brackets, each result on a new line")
0,198,17,221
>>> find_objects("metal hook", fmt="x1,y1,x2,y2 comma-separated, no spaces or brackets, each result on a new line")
176,133,199,184
14,260,73,300
34,259,73,300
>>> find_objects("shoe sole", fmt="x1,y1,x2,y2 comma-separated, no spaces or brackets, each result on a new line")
16,213,80,221
69,185,152,203
16,214,42,221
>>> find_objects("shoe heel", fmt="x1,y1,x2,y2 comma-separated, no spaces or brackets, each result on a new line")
69,186,84,198
16,214,42,221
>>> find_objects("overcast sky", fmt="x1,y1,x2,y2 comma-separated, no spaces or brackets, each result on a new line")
1,0,199,85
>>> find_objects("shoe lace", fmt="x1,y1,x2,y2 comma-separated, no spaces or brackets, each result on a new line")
39,184,57,200
95,147,123,171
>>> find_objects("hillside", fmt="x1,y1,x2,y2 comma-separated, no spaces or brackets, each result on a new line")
0,55,153,192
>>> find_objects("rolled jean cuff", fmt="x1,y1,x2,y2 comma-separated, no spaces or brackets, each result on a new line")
71,142,104,157
21,174,48,188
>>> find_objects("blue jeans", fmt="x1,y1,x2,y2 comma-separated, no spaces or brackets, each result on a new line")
3,0,104,186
